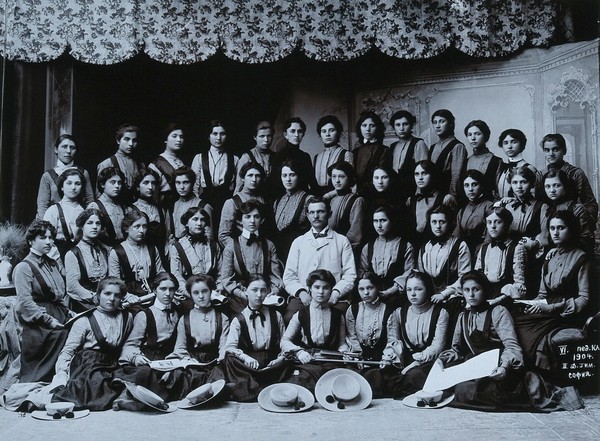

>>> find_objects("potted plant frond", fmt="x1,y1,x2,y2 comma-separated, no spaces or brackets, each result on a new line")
0,222,28,288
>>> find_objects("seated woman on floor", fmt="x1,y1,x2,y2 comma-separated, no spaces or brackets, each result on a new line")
51,277,134,411
378,271,449,399
280,269,349,392
119,272,180,366
221,274,286,402
438,270,583,412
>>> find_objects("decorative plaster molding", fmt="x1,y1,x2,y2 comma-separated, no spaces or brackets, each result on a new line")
549,66,598,111
360,89,421,136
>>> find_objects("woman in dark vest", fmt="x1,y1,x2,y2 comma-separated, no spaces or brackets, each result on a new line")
149,123,187,208
65,208,110,312
359,205,414,310
514,210,592,370
169,207,222,312
327,161,365,252
88,167,130,247
191,120,239,228
131,168,170,258
271,159,311,262
13,220,72,382
119,272,180,365
353,110,391,195
379,271,450,399
108,209,164,309
42,168,86,259
280,270,348,393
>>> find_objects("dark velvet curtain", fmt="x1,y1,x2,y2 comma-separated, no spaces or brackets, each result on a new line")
1,61,46,224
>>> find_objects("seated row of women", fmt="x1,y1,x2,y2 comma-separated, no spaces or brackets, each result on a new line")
11,207,591,412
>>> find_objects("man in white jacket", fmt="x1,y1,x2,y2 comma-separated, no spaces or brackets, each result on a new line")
283,196,356,322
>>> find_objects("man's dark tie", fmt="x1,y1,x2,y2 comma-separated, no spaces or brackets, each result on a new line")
249,309,265,327
313,231,327,239
246,233,258,246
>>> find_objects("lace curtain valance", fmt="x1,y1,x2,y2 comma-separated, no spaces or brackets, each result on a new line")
0,0,557,64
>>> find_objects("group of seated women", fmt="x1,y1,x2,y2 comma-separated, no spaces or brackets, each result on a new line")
8,108,597,412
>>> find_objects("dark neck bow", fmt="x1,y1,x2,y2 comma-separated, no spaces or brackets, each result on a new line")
430,236,449,246
249,308,265,327
82,239,102,255
41,254,56,268
246,233,259,246
415,192,434,202
506,161,520,170
511,198,529,213
190,233,208,245
313,231,327,239
490,240,507,250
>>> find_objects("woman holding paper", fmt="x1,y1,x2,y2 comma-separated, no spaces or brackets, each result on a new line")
437,270,583,411
515,210,592,370
436,270,528,410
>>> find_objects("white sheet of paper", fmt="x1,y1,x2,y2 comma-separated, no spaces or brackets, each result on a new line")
423,349,500,392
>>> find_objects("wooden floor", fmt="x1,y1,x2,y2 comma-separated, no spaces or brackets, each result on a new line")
1,395,599,441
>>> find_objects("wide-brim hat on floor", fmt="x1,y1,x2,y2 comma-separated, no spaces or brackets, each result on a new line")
315,369,372,411
177,380,227,409
258,383,314,413
123,382,177,413
402,389,455,409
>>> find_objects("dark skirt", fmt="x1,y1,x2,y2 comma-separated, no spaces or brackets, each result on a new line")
141,344,174,362
221,352,286,402
121,362,226,402
20,302,69,383
280,361,341,394
363,361,435,399
512,311,563,364
53,350,124,411
450,369,533,412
